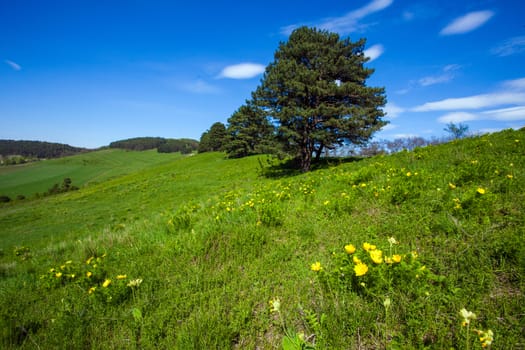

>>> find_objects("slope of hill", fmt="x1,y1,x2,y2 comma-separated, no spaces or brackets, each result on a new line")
0,129,523,349
0,149,184,198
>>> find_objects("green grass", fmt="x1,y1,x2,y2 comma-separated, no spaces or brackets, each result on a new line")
0,149,184,198
0,129,524,349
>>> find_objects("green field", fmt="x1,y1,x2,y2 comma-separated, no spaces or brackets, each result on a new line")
1,129,524,349
0,149,184,198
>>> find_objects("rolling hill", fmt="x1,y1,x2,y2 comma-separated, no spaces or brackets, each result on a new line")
0,129,523,349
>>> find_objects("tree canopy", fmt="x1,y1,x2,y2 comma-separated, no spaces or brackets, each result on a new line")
251,26,387,171
224,103,276,158
109,137,199,153
0,140,86,159
198,122,227,153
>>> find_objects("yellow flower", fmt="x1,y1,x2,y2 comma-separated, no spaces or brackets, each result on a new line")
369,249,383,264
507,174,513,179
362,242,376,251
353,256,362,264
86,256,94,265
478,329,494,348
269,298,281,313
310,262,322,272
88,287,96,294
448,183,456,189
55,272,62,278
477,187,486,195
344,244,356,254
459,308,476,326
392,254,402,263
86,271,92,278
116,274,127,280
406,171,412,177
354,263,368,276
102,279,111,288
385,256,393,264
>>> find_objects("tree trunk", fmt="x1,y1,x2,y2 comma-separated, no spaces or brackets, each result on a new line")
314,143,324,162
300,137,314,172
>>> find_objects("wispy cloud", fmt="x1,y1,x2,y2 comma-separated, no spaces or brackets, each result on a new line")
437,112,478,123
282,0,393,35
437,106,525,123
218,63,265,79
413,92,525,112
440,10,494,35
364,44,384,62
383,102,404,118
180,79,221,94
482,106,525,121
503,77,525,91
5,59,21,71
491,36,525,57
418,64,461,87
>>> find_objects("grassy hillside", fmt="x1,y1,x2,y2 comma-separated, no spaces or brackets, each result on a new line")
0,129,523,349
0,149,184,198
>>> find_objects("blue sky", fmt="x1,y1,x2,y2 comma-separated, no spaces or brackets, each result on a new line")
1,0,524,148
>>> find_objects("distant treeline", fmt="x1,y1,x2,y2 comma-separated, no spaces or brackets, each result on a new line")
0,140,87,159
109,137,199,154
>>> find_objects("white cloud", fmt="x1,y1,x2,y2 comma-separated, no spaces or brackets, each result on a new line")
440,10,494,35
482,106,525,121
491,36,525,57
218,63,265,79
282,0,393,35
364,44,384,62
419,76,451,86
437,106,525,124
381,123,398,131
418,64,460,86
438,112,478,123
5,59,21,71
502,77,525,91
413,92,525,112
383,102,404,118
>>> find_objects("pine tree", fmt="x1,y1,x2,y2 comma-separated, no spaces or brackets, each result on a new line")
252,26,387,171
225,103,275,158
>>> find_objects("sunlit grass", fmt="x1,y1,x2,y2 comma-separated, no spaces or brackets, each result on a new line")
0,129,524,348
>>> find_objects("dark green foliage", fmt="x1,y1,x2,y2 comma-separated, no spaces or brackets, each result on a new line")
252,26,387,171
198,122,227,153
225,103,277,158
0,140,86,159
45,178,79,196
157,139,199,154
110,137,199,153
109,137,166,151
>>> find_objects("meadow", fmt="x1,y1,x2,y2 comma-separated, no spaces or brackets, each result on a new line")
0,129,523,349
0,149,184,198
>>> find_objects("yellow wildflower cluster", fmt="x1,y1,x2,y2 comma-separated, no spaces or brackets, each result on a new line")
476,329,494,348
310,261,322,272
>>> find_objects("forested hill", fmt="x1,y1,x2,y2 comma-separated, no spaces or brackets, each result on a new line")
109,137,199,153
0,140,87,159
